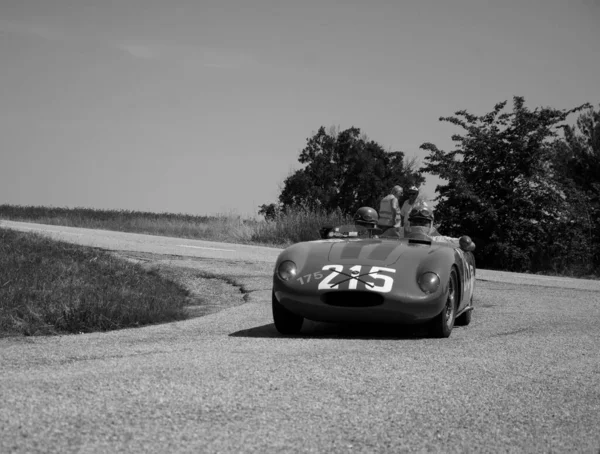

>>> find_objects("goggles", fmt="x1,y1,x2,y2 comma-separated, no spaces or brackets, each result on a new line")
410,207,433,218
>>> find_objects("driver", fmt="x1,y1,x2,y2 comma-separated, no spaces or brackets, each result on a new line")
405,205,457,243
406,205,477,252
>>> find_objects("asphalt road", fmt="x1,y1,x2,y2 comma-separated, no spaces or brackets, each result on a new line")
1,220,599,453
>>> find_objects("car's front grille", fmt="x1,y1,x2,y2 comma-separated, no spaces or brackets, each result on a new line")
321,291,384,307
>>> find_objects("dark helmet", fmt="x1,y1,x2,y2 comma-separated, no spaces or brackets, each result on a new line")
407,185,419,196
354,206,379,228
408,205,434,223
406,204,434,239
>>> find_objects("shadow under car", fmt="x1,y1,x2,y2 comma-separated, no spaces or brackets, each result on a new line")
229,320,441,340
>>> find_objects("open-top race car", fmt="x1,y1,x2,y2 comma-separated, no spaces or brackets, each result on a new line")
272,206,476,338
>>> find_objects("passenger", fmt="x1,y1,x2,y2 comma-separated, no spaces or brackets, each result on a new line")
353,206,379,238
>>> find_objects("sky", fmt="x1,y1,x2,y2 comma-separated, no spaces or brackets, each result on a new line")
1,0,599,217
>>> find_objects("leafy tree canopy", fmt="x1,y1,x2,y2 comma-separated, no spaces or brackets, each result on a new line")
556,104,600,192
420,96,590,272
276,126,423,215
552,104,600,265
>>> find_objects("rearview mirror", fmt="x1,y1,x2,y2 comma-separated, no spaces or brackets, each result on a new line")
459,235,476,252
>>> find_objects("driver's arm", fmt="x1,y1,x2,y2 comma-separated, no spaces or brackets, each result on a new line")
399,203,408,227
430,235,459,245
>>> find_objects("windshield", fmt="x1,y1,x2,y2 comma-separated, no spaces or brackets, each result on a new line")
321,223,447,240
321,224,373,239
321,223,445,240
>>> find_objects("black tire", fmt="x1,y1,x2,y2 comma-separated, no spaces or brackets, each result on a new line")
429,269,458,338
272,291,303,335
455,297,473,326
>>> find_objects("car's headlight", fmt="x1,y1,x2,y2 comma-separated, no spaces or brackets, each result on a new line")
277,260,297,281
418,272,440,294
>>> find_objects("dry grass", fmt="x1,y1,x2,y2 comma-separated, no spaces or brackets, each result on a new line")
0,204,350,246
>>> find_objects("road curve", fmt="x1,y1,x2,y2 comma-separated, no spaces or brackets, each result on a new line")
1,220,599,453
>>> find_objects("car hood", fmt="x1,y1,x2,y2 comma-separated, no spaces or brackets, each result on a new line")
275,238,455,274
326,238,447,267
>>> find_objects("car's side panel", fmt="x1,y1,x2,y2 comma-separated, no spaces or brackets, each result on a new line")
453,248,476,313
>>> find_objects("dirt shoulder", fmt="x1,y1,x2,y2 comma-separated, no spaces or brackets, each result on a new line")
112,251,270,319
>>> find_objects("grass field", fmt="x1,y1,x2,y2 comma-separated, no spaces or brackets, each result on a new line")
0,228,191,337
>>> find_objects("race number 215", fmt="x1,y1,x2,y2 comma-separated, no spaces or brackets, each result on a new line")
299,264,396,293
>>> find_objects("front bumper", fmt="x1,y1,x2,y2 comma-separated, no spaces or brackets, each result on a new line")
273,287,447,325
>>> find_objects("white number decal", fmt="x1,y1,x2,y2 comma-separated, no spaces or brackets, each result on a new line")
297,270,326,285
369,267,396,293
316,264,395,293
318,265,344,290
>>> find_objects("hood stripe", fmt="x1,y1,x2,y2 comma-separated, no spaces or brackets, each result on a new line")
340,242,367,260
367,243,397,262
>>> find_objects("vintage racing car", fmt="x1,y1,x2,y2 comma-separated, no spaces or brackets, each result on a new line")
272,206,476,338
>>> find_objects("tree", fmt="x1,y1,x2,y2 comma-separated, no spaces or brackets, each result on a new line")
420,96,590,272
558,104,600,191
552,104,600,268
277,126,424,215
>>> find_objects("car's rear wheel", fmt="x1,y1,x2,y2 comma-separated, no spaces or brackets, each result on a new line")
455,296,473,326
272,291,303,335
429,269,457,338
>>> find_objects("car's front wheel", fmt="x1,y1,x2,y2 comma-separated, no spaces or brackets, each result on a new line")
272,291,303,335
429,269,457,338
